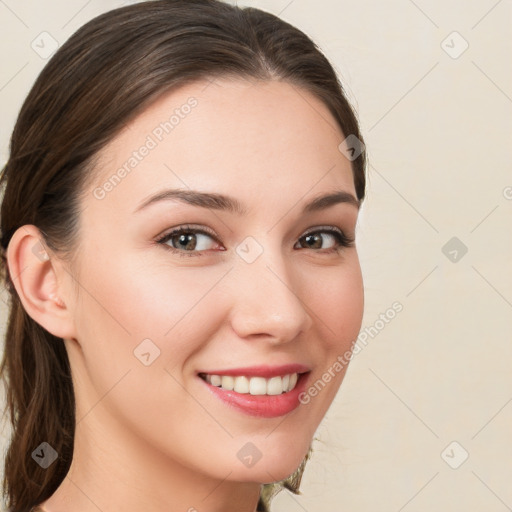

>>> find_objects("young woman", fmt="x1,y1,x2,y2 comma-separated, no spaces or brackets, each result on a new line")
0,1,366,511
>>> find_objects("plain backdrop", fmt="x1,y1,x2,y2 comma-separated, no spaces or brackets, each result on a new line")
1,1,511,510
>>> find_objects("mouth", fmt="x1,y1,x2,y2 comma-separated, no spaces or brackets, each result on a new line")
198,371,302,395
196,367,312,418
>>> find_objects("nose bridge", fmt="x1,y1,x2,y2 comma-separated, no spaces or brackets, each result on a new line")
228,239,313,341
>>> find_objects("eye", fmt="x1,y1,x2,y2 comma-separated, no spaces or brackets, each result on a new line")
155,224,354,258
155,225,222,257
295,227,354,253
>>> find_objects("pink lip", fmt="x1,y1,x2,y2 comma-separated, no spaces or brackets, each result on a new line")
197,369,311,418
196,363,310,379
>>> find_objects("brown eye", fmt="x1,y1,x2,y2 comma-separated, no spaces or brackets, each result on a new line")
169,232,199,251
296,228,354,251
156,226,220,256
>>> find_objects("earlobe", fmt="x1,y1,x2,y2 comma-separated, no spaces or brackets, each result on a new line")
6,224,76,340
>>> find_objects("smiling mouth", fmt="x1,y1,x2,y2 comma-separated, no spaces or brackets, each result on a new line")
198,372,305,395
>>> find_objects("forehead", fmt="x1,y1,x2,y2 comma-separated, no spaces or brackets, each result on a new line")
87,77,356,216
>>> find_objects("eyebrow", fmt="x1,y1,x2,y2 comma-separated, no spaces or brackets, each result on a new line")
133,188,360,215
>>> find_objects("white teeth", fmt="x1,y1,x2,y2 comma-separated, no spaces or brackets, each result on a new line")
210,375,222,386
267,376,283,395
221,375,234,390
233,376,249,394
289,372,298,390
202,372,300,395
249,377,267,395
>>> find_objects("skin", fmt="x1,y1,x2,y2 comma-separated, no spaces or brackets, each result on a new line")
8,77,364,512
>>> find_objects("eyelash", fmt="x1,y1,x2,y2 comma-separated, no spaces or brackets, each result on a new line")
155,224,355,258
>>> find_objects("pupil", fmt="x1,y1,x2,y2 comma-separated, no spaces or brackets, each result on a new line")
178,233,196,250
304,234,321,249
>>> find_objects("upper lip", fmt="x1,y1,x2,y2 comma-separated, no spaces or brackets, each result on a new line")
197,364,311,379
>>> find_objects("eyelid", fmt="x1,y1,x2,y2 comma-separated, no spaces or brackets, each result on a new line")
156,223,218,242
299,224,354,242
301,225,344,237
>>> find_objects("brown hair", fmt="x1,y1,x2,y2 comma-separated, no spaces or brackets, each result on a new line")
0,1,366,510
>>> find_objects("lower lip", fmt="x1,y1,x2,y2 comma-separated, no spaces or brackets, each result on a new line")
198,372,310,418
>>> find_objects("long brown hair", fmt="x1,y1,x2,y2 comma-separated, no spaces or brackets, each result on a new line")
0,1,366,510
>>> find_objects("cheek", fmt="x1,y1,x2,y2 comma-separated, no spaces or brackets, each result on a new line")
293,256,364,415
72,255,228,383
70,258,233,465
305,255,364,350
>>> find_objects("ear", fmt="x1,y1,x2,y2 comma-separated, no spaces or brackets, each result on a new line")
6,224,77,340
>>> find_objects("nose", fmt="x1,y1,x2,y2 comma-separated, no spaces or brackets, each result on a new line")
228,249,313,344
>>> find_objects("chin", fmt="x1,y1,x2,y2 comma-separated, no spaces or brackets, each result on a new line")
227,438,312,484
232,458,306,485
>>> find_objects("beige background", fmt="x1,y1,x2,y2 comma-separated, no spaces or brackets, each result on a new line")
1,0,511,510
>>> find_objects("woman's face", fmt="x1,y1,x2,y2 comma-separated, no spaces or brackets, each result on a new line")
67,77,364,485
